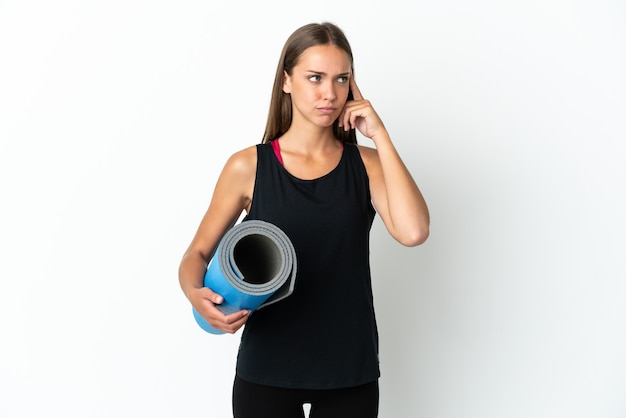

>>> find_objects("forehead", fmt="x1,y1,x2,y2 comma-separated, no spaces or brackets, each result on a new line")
295,44,351,73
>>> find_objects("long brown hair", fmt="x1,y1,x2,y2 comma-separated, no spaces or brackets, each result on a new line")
261,22,357,144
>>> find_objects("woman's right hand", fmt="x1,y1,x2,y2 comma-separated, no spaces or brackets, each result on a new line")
190,287,250,334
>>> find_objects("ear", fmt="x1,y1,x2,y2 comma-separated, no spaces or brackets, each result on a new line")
282,70,292,94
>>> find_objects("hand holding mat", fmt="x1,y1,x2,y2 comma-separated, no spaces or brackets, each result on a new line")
193,220,297,334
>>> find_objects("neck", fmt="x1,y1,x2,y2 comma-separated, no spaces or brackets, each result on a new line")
280,122,338,153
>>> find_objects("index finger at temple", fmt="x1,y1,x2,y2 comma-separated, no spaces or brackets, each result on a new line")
350,76,364,100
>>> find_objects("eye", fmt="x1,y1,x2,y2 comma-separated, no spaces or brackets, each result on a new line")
308,75,321,82
337,76,349,84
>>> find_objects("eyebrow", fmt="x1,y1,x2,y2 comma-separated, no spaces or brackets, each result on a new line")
305,70,351,77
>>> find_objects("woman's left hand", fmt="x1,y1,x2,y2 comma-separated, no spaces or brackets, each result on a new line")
339,77,387,141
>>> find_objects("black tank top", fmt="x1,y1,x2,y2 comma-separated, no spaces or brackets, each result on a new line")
236,142,379,389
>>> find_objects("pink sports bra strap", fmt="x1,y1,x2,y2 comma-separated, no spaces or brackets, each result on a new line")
271,139,283,165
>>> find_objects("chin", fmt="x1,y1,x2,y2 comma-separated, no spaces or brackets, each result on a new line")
315,117,338,128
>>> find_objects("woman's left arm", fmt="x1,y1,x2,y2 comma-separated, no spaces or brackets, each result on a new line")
340,78,430,246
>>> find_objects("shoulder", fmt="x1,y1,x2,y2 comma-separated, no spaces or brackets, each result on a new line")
214,145,257,207
355,143,377,159
355,144,380,174
222,145,258,179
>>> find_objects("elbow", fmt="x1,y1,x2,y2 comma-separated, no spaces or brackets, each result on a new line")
397,225,429,247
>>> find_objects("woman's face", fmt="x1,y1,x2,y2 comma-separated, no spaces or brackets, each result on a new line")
283,44,352,129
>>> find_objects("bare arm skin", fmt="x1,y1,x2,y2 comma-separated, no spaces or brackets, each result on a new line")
340,78,430,246
178,146,257,334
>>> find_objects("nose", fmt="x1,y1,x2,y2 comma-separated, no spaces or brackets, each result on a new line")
322,80,336,101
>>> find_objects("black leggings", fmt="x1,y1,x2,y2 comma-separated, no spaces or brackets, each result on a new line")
232,376,379,418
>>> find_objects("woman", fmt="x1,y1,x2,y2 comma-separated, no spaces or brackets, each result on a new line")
179,22,429,418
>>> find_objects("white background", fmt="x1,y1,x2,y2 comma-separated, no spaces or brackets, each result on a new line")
1,1,625,417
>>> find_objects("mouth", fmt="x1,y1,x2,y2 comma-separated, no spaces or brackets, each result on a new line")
317,107,337,115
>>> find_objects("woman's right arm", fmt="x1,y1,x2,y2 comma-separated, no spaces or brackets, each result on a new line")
178,146,257,334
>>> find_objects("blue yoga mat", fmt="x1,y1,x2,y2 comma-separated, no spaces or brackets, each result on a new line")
193,220,297,334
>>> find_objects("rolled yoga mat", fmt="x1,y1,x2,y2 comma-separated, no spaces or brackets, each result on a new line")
193,219,297,334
